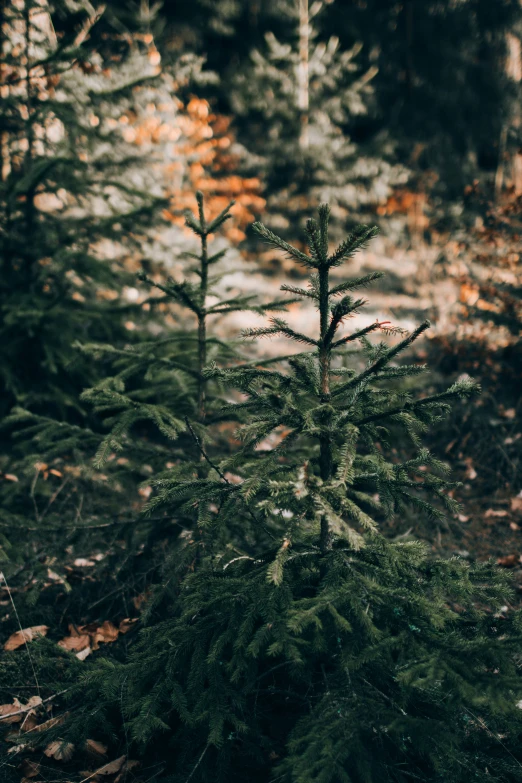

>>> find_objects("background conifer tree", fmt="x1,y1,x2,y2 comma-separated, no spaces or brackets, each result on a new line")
0,2,195,589
0,0,166,421
229,0,406,239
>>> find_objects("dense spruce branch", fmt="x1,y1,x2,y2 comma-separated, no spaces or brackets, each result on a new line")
251,222,315,266
242,318,319,347
355,378,481,426
327,225,379,267
332,320,431,395
329,271,385,296
331,320,384,348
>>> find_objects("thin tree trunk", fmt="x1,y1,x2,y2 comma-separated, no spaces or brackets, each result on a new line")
318,265,333,552
197,233,208,423
297,0,309,150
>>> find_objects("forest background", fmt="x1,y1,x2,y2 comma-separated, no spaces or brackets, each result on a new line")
1,1,522,782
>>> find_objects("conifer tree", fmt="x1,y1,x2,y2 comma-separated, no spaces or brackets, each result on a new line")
50,206,522,783
229,0,405,238
0,1,192,588
0,0,166,421
0,193,292,603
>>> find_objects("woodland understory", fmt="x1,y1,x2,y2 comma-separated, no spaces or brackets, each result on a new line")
1,2,522,783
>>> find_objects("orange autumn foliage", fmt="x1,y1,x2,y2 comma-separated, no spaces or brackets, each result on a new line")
165,97,265,241
123,92,265,242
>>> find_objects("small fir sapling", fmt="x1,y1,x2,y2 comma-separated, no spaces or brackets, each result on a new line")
63,206,522,783
1,193,294,594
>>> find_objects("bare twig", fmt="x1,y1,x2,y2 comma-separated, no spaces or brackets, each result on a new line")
184,744,210,783
0,689,69,723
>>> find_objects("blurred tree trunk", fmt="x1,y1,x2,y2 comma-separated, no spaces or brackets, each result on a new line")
297,0,309,149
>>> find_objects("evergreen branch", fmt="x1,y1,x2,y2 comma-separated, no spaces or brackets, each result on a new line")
252,222,314,266
334,321,431,395
318,203,331,259
331,321,382,349
304,219,324,265
243,318,318,346
327,225,379,267
137,273,200,314
196,190,206,230
324,298,368,347
183,418,274,538
207,249,228,265
260,297,301,311
355,378,481,426
280,284,319,301
207,201,235,234
329,271,385,297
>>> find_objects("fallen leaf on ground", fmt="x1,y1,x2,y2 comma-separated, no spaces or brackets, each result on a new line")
32,712,68,733
59,620,120,658
4,625,48,651
115,759,140,782
463,458,477,480
86,738,108,758
485,509,508,518
19,696,43,731
511,494,522,514
20,760,40,778
44,740,75,761
93,621,119,647
118,618,138,634
58,625,91,653
94,754,126,776
457,513,469,522
132,592,151,610
497,554,521,568
0,699,23,723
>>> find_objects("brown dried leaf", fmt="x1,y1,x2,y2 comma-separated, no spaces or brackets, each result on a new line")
32,712,68,733
93,621,119,646
497,554,521,568
20,759,40,779
463,458,477,480
485,509,508,519
85,738,108,758
25,696,42,710
0,700,23,724
511,495,522,514
118,618,138,635
114,759,140,782
44,740,75,761
4,625,48,651
58,631,91,652
94,754,126,776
